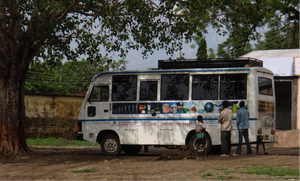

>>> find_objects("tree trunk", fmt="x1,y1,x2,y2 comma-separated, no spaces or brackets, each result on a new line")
0,125,32,157
0,54,33,157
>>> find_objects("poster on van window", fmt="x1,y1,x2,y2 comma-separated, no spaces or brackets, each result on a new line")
112,101,245,115
137,101,241,114
158,101,242,114
258,101,275,128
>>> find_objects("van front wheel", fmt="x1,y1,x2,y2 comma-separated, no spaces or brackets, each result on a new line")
101,134,122,156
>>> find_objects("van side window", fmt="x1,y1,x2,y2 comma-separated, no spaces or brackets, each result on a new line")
140,81,157,101
220,74,247,99
161,74,189,100
112,75,137,101
89,86,109,101
258,77,273,96
192,75,218,100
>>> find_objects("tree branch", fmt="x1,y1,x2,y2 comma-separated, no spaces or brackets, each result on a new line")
57,1,81,21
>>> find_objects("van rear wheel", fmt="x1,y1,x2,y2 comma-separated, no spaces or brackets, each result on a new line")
101,134,122,156
188,132,212,155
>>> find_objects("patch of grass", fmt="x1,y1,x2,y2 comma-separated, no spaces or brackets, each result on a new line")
214,175,236,180
222,170,236,174
214,175,228,180
214,168,237,175
27,137,100,146
241,166,299,177
70,168,98,173
201,172,213,179
192,171,202,174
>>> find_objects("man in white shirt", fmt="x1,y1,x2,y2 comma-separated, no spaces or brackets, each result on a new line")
218,101,233,157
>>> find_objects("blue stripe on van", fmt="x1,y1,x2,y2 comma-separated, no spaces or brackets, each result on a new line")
78,118,257,122
92,68,250,82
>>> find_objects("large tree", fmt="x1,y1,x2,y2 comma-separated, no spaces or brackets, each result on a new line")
0,0,298,157
0,0,187,157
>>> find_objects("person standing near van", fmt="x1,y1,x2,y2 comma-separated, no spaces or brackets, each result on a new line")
195,115,206,160
233,101,252,156
218,101,233,157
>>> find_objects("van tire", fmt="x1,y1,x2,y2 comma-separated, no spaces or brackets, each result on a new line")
101,134,122,156
188,132,212,155
122,145,142,155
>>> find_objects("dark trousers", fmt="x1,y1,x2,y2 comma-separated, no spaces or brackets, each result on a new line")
221,131,231,155
236,129,252,155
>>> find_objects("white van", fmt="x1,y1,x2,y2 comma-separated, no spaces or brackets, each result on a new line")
77,58,276,156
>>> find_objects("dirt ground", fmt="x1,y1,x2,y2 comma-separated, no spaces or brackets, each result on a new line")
0,144,299,180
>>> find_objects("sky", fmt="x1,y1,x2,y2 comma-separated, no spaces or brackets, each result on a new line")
112,27,228,70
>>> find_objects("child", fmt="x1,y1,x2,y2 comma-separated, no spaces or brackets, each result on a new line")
256,135,268,155
195,115,206,160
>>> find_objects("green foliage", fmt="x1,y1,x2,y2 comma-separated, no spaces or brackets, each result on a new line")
177,0,299,58
190,36,210,60
1,0,298,68
196,38,207,60
255,29,286,50
217,39,253,58
255,26,299,50
208,48,216,58
1,0,298,72
26,137,100,146
1,1,207,72
25,57,127,94
70,168,98,173
212,0,299,56
27,0,199,61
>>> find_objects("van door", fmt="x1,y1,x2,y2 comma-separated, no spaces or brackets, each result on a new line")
85,85,110,120
257,73,276,142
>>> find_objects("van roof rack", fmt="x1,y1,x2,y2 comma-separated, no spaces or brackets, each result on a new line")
158,57,263,69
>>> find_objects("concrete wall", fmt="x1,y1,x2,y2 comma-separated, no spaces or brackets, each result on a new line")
273,130,300,148
24,94,84,139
